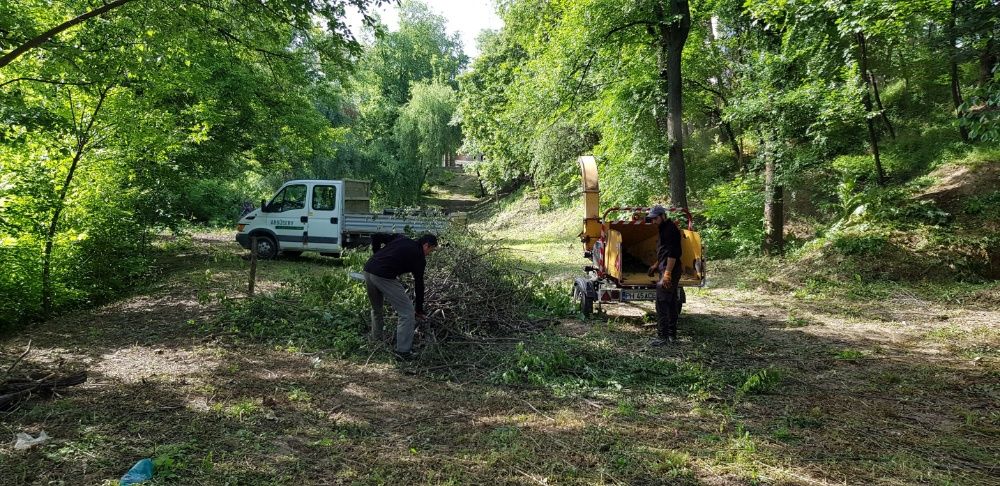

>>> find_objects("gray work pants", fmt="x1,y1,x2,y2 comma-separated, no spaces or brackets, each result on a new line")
364,272,415,353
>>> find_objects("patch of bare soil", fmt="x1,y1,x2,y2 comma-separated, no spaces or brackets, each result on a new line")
919,162,1000,212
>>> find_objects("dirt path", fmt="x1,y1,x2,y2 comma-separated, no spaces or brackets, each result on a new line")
1,232,997,485
424,166,485,214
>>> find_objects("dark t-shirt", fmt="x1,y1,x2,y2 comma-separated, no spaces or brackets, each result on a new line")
657,219,683,269
364,237,426,313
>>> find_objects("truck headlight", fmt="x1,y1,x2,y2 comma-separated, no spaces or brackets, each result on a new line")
237,224,246,232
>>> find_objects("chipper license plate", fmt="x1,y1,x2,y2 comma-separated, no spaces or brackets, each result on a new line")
621,289,656,301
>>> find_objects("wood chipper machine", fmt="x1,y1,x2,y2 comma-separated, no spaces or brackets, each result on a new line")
572,156,706,316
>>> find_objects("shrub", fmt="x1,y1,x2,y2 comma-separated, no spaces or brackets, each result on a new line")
700,177,765,258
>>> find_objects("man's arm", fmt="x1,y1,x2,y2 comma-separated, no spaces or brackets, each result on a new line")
659,223,683,287
413,265,425,316
659,257,678,287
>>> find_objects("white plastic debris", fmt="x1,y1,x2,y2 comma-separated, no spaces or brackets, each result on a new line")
14,431,50,450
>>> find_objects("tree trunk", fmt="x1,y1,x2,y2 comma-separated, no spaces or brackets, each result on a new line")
0,0,138,70
869,72,896,139
950,0,971,142
41,87,111,317
653,0,692,209
857,32,887,186
721,120,743,171
981,37,997,85
474,167,487,198
763,142,784,256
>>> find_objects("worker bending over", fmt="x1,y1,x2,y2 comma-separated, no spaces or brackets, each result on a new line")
363,234,438,360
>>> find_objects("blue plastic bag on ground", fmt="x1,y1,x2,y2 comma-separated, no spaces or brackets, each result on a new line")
120,458,153,485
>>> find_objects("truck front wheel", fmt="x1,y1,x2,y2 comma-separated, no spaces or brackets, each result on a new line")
253,235,278,260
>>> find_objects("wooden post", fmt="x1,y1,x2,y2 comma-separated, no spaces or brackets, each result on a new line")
249,236,258,296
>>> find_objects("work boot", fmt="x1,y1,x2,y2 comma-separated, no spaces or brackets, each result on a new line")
393,350,418,361
649,337,670,347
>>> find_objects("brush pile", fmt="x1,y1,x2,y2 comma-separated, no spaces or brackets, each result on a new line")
409,236,561,342
1,341,87,412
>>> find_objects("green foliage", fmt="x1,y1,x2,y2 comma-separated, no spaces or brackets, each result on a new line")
961,76,1000,142
457,0,996,275
208,250,370,356
394,81,462,199
964,191,1000,218
831,233,890,257
182,179,263,225
736,368,783,396
835,349,865,360
524,277,576,319
0,0,472,324
0,240,42,328
4,0,998,327
700,177,765,258
211,289,368,357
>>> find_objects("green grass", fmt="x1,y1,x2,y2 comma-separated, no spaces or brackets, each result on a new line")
473,190,583,282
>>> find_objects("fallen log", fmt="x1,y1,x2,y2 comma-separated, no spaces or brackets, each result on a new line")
0,371,88,412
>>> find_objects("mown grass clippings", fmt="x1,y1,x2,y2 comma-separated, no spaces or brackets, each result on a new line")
491,332,721,398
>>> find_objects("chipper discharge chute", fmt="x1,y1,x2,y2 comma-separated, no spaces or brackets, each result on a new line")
572,156,706,316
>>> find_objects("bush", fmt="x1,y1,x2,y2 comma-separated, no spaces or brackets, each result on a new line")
964,191,1000,218
700,177,765,258
183,179,251,225
0,239,42,330
830,233,889,257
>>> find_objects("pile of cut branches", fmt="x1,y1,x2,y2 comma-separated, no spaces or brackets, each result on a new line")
1,341,87,412
410,236,564,342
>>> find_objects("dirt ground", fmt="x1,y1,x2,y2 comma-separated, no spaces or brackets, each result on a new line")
1,232,997,485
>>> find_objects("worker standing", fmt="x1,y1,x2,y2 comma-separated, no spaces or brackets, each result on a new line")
363,234,438,360
645,205,683,346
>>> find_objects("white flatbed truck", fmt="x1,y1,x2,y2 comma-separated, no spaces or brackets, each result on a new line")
235,179,449,258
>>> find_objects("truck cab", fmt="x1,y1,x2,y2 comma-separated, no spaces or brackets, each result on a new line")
236,179,367,258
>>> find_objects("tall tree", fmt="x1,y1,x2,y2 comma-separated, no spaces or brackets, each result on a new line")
394,81,461,197
653,0,692,208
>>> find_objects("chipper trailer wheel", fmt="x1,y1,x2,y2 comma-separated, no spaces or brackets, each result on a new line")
573,279,595,318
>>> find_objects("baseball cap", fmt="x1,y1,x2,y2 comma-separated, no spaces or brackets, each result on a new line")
645,205,667,221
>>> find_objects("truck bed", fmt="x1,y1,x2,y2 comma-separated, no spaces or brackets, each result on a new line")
342,213,448,235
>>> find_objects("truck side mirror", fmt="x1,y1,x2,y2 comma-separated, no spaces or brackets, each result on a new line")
260,199,268,213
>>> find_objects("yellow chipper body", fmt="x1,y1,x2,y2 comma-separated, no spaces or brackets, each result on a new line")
573,156,706,316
